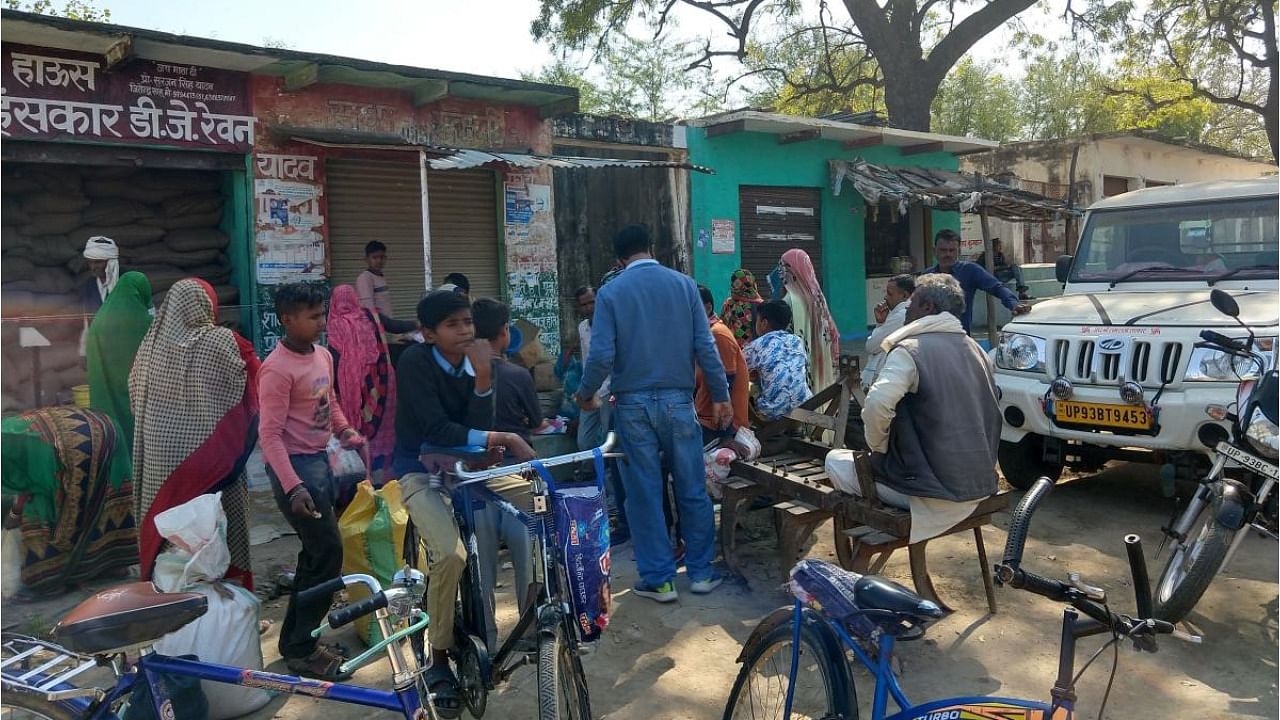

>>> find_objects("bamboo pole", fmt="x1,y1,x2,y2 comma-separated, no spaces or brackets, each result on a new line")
980,204,998,348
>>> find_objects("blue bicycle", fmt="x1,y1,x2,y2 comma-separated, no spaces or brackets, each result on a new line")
1,568,439,720
722,477,1200,720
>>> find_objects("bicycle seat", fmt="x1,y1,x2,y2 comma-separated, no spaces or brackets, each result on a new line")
853,575,944,623
52,582,207,654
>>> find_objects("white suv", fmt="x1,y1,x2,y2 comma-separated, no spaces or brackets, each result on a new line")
993,177,1278,489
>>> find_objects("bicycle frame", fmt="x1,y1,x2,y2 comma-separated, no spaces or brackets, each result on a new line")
780,600,1080,720
5,648,430,720
450,459,578,686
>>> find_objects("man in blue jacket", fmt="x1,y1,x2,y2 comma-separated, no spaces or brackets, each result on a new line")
576,225,733,602
923,229,1031,332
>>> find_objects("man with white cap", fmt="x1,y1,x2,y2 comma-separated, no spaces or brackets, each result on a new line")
79,236,121,355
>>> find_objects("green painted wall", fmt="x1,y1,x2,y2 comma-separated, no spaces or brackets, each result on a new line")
688,128,961,338
220,165,255,342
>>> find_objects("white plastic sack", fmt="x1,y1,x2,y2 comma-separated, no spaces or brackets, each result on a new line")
152,493,229,591
704,448,737,500
824,450,861,496
326,436,366,484
153,581,271,720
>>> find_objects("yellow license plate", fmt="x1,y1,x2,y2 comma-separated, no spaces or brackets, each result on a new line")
1054,401,1153,430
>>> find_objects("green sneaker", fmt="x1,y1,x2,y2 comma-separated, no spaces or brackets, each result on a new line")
633,580,678,603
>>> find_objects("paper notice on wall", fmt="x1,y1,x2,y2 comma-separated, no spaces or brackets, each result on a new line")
711,219,736,254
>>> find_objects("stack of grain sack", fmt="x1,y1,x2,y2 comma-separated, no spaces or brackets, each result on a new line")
1,164,238,411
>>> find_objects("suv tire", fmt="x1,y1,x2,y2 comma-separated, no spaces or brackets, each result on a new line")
999,436,1063,491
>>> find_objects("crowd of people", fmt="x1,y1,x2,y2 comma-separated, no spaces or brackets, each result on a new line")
3,223,1020,717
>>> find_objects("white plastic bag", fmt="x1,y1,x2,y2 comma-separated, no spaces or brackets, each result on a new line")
152,581,272,720
734,426,762,461
824,449,860,495
152,493,229,592
326,436,366,484
704,447,737,500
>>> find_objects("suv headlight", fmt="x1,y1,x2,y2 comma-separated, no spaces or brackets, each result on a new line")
995,332,1045,372
1185,337,1275,381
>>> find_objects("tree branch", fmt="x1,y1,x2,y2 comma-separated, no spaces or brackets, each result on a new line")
926,0,1038,77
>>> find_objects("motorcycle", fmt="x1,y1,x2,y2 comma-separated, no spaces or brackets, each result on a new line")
1154,288,1279,623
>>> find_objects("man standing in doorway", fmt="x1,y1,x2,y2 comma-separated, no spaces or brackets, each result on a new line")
576,225,732,602
924,229,1031,333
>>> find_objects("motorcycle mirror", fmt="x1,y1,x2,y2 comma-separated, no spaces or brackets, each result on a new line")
1210,288,1240,318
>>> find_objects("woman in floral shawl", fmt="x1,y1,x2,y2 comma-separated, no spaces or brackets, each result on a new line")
719,269,764,348
779,248,840,392
129,279,259,589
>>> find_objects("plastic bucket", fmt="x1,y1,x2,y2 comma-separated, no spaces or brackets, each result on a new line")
72,384,90,408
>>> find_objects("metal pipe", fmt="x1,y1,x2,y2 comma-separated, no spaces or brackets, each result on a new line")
419,150,433,292
1124,534,1153,618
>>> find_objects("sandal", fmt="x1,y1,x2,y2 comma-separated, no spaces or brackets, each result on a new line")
320,640,351,657
424,665,463,719
286,647,353,682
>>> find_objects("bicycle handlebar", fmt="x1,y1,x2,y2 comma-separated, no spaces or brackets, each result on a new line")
296,576,347,605
995,478,1180,651
453,432,621,483
328,592,389,629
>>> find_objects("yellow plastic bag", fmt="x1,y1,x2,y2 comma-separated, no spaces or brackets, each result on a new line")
338,479,415,646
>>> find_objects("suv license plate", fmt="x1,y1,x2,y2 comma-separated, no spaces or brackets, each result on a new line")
1054,400,1153,430
1215,441,1280,480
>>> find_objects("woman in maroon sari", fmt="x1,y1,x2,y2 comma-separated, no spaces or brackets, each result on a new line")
129,279,260,588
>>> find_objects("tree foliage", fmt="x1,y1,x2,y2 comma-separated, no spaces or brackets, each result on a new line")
3,0,110,21
1067,0,1276,159
931,57,1020,141
531,0,1037,131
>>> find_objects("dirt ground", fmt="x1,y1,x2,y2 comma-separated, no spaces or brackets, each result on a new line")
5,462,1277,720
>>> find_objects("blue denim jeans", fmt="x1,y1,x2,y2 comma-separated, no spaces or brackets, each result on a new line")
578,400,628,530
614,389,716,587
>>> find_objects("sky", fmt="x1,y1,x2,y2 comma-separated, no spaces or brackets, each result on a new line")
98,0,1070,89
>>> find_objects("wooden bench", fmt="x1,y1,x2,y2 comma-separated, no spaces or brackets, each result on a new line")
720,362,1010,613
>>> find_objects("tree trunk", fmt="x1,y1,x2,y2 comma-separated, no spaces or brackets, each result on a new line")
881,68,945,131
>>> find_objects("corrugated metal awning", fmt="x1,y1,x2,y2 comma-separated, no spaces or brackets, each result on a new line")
830,159,1080,222
274,126,714,174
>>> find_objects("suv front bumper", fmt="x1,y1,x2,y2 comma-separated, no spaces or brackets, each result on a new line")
997,372,1231,456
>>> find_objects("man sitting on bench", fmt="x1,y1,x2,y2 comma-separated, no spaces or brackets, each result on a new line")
857,273,1000,542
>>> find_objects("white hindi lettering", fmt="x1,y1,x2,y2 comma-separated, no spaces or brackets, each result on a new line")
164,99,197,141
9,53,99,92
129,96,164,138
256,154,317,181
1,94,122,138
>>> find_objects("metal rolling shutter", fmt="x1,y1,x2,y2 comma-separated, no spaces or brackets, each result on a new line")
739,186,822,285
327,158,427,320
427,169,500,300
328,161,500,318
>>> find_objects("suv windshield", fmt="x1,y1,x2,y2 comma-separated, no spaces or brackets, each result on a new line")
1072,195,1279,283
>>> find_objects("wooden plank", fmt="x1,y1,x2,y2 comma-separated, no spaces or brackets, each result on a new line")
778,129,821,145
842,136,882,150
857,531,902,546
706,119,746,138
901,141,945,156
788,408,838,429
842,525,880,540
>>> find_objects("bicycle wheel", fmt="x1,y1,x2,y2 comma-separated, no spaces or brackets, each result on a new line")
0,690,80,720
723,621,856,720
537,623,591,720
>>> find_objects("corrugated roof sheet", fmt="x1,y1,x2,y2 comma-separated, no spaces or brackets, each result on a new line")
276,126,714,173
831,159,1079,221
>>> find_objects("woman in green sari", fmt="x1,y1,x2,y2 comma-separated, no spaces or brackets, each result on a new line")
2,408,137,597
86,271,152,450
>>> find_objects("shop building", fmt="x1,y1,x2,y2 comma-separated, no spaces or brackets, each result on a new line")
684,110,996,335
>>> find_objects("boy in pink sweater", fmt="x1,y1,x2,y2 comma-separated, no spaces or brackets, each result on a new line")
258,283,365,680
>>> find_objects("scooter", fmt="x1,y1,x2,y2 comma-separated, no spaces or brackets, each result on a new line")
1154,288,1278,623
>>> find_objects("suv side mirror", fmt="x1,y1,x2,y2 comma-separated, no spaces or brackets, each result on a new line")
1209,288,1240,318
1055,255,1074,284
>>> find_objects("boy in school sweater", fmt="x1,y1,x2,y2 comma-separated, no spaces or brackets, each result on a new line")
392,290,535,716
258,283,366,681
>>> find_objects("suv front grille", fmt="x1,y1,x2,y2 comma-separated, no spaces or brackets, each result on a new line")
1053,337,1185,386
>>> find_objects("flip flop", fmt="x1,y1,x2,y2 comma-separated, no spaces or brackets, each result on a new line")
286,647,352,682
424,665,463,719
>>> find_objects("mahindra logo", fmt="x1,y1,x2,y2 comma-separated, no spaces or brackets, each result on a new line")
1099,338,1125,351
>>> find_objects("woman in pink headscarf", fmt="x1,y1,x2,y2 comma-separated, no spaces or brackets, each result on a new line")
327,285,413,480
780,248,840,391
